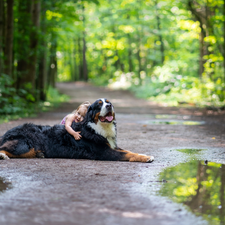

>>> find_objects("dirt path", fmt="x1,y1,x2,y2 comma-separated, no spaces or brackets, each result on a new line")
0,82,224,225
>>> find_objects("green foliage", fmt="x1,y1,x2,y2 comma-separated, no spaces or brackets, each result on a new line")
0,74,36,117
2,0,225,116
54,0,225,107
42,86,69,111
0,74,69,123
129,62,225,107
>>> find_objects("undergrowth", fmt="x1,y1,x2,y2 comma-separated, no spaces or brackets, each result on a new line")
0,79,69,123
107,64,225,108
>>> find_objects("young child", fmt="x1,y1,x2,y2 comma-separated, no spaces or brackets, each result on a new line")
60,101,91,140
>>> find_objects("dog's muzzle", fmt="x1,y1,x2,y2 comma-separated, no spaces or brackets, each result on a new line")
99,104,114,123
99,112,113,123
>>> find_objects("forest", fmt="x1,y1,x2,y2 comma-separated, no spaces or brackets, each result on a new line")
1,0,225,117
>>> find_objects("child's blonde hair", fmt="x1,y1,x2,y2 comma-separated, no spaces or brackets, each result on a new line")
72,101,91,114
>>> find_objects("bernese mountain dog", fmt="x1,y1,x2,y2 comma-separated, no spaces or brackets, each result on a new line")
0,99,154,163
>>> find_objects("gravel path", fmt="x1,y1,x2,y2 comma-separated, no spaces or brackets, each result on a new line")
0,82,224,225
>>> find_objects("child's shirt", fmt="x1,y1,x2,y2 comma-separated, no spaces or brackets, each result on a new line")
60,115,75,125
60,116,67,125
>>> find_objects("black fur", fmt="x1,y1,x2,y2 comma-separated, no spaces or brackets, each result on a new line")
0,99,126,161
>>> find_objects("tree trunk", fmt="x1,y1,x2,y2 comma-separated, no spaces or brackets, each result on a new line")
136,12,142,81
223,0,225,94
0,0,4,75
78,37,83,80
137,39,141,80
4,0,14,77
73,38,78,81
16,0,32,90
127,33,133,72
82,4,88,81
82,35,88,81
155,0,164,64
199,31,205,78
38,54,46,101
27,0,41,92
188,0,207,78
37,1,47,101
48,34,57,88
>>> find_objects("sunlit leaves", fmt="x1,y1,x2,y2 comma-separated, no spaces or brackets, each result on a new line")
118,25,135,33
46,10,63,21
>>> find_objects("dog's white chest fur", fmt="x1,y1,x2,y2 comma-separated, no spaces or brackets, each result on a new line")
88,122,116,149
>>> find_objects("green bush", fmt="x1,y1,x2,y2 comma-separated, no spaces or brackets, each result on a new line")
0,75,69,122
129,63,225,107
0,74,35,116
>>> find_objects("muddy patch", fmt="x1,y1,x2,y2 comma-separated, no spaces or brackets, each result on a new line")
0,177,12,193
158,160,225,225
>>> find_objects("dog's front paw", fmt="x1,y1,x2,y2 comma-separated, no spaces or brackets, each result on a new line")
146,156,154,163
0,152,10,160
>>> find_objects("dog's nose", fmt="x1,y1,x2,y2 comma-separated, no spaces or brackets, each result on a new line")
106,104,112,109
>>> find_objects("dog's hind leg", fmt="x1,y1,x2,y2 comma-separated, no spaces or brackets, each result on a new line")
0,140,18,150
0,140,17,159
0,140,39,159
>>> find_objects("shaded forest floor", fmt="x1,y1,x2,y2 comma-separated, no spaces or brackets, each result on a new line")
0,82,224,225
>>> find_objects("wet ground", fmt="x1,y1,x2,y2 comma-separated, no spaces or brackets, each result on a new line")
0,82,225,225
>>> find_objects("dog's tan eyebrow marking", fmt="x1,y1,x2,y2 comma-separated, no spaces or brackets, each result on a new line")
99,100,103,104
105,99,109,103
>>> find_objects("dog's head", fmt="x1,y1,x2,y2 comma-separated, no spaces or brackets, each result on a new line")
86,98,115,124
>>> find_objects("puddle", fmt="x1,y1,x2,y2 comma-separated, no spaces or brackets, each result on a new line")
155,115,191,120
177,148,206,155
0,177,12,193
139,120,205,125
158,160,225,225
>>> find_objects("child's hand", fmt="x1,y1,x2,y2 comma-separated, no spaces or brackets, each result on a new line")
74,131,82,140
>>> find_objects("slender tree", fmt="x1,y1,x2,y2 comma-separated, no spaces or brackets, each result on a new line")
37,1,47,101
155,0,164,64
16,0,32,89
27,0,41,90
82,4,88,81
78,36,83,80
4,0,14,77
48,33,57,88
0,0,3,76
223,0,225,87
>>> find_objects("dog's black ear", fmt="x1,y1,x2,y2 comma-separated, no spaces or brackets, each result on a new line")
86,105,94,122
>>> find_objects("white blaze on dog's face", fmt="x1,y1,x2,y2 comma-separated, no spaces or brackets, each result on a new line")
87,98,117,149
98,98,115,123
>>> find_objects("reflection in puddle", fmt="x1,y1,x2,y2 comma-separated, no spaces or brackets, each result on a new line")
0,177,12,193
158,161,225,225
139,120,205,125
155,115,190,119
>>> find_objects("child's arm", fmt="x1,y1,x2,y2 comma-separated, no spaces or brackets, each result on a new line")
65,114,82,140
